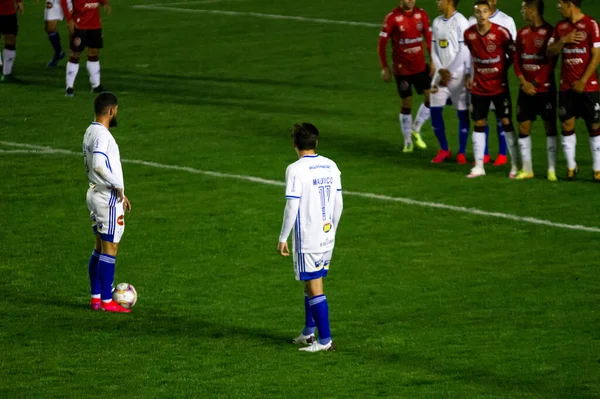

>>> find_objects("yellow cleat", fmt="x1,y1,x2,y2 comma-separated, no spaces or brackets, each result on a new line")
515,171,535,180
411,131,427,149
402,142,414,153
547,170,558,182
594,171,600,182
566,166,578,181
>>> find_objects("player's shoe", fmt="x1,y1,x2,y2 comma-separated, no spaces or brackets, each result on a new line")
90,298,102,310
547,170,558,182
411,131,427,149
299,341,335,352
467,166,486,178
92,85,105,93
402,142,414,153
431,149,452,163
509,166,519,179
292,333,316,346
100,300,131,313
0,74,14,83
593,171,600,182
493,154,507,167
515,170,534,180
47,52,65,67
65,87,75,97
456,153,467,164
566,166,578,181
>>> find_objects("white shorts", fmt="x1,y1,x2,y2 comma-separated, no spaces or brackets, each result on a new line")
431,74,468,111
86,187,125,243
293,250,332,281
44,0,71,21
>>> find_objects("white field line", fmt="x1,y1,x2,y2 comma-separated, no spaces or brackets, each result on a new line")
2,140,599,234
132,4,381,28
139,0,234,6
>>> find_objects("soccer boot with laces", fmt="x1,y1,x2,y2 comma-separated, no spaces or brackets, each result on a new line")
402,142,414,153
101,300,131,313
292,333,316,346
299,341,335,352
456,153,467,164
547,170,558,182
515,170,535,180
566,166,578,181
90,298,101,310
431,149,452,163
467,166,486,178
411,131,427,149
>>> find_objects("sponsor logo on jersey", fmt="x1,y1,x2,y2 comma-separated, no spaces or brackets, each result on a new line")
576,23,586,29
323,223,332,233
489,33,496,40
439,39,449,48
468,33,476,40
396,16,404,23
487,42,497,52
417,22,423,31
84,2,100,8
539,28,547,35
535,38,544,48
117,215,124,226
415,13,422,20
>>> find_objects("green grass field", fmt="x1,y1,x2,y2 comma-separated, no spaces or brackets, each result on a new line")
1,0,600,397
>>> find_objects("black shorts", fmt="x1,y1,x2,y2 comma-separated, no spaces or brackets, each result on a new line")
558,90,600,125
395,68,431,99
0,13,18,36
517,89,557,123
470,92,512,122
70,28,103,52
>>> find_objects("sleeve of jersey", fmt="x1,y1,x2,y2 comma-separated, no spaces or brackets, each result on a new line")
92,137,122,189
592,19,600,49
284,166,302,199
513,33,523,78
447,43,470,76
378,13,393,69
332,190,343,232
60,0,72,20
503,31,515,68
279,198,300,243
463,31,472,73
424,15,432,56
508,19,517,41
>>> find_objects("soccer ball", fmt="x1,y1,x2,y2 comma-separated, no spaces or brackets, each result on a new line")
112,283,137,308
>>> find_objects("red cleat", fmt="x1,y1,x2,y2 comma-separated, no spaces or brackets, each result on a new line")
493,154,507,166
90,298,101,310
101,300,131,313
456,153,467,164
431,149,452,163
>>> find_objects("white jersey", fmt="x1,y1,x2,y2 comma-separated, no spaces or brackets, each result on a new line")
82,122,124,191
468,9,517,39
284,154,342,253
432,11,470,81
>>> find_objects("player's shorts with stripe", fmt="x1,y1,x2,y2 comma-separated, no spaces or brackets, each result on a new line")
44,0,66,21
293,251,332,281
470,92,512,122
395,68,432,99
558,90,600,125
86,186,125,243
430,73,468,111
0,14,18,35
70,28,103,52
517,88,557,123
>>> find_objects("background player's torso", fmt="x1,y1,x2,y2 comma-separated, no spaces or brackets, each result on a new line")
383,7,430,76
432,11,469,70
82,123,124,190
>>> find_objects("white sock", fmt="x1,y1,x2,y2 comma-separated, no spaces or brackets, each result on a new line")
504,130,519,170
546,135,557,172
0,52,3,66
66,61,79,89
562,134,577,170
519,135,533,173
400,113,412,145
413,103,431,133
473,131,486,169
86,60,101,89
3,49,16,76
589,136,600,172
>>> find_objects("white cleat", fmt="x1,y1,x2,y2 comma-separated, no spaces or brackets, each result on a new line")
299,341,335,352
508,166,519,179
467,166,486,179
292,333,316,346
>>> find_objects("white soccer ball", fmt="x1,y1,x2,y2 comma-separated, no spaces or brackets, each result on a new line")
112,283,137,308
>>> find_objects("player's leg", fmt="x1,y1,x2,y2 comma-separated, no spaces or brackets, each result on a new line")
88,234,102,310
87,47,103,92
542,90,558,181
451,79,469,164
493,115,508,166
584,91,600,180
45,19,64,67
2,29,17,80
492,93,519,178
515,91,535,179
411,69,432,149
430,86,451,163
559,91,578,180
291,253,317,345
395,75,414,152
65,29,85,95
468,94,490,178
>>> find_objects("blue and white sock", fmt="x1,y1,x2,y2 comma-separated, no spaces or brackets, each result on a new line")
48,31,62,56
431,107,448,151
309,294,331,345
302,293,316,336
98,254,116,302
497,118,507,156
458,110,470,154
88,250,101,298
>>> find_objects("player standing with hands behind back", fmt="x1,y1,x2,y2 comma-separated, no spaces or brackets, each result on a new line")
378,0,433,153
278,123,343,353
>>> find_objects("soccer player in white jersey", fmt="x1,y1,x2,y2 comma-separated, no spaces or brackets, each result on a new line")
429,0,471,164
44,0,70,67
278,123,343,353
82,92,131,313
468,0,518,167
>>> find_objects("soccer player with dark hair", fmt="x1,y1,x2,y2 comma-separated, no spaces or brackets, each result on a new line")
464,0,518,178
513,0,558,180
278,123,343,352
547,0,600,180
0,0,23,82
82,92,131,312
61,0,111,96
378,0,433,153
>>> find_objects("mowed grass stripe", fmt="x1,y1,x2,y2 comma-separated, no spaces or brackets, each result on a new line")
3,140,600,233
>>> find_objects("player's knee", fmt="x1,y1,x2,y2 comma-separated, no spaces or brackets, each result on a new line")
4,43,16,51
88,55,99,62
501,121,514,133
69,55,81,63
562,129,575,137
518,124,530,137
5,35,16,46
474,124,486,131
589,124,600,137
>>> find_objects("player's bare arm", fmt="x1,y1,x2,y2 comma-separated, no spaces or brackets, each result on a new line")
103,2,110,15
381,67,392,83
573,47,600,93
16,1,23,14
547,31,584,56
518,75,537,96
464,74,472,90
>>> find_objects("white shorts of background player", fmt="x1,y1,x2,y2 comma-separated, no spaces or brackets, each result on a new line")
87,186,125,244
430,73,468,111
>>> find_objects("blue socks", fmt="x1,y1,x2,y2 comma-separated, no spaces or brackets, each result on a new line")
458,110,469,154
309,294,331,345
98,254,116,301
496,118,507,155
48,31,62,56
302,293,316,336
431,107,448,151
88,250,101,297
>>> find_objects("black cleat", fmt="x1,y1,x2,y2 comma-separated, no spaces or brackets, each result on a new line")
65,87,75,97
92,85,105,93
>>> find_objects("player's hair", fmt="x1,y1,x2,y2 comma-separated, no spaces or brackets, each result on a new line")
473,0,491,8
524,0,544,15
94,92,118,115
562,0,582,7
291,123,319,150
